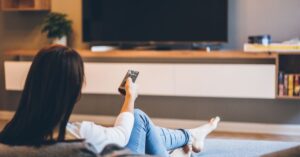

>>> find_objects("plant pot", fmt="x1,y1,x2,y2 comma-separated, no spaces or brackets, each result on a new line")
52,36,67,46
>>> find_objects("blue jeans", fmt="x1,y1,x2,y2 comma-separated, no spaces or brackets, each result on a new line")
126,109,192,157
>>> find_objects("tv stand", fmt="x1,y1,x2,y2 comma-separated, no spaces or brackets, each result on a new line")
4,49,278,100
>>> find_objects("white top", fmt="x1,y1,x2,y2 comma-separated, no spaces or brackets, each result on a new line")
66,112,134,153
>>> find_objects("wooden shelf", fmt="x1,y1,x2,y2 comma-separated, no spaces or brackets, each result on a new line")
276,96,300,100
4,49,278,60
276,53,300,100
0,0,50,11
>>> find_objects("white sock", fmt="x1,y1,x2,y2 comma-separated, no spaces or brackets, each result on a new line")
188,116,220,153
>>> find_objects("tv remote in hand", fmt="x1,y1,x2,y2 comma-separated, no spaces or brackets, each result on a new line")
118,70,139,96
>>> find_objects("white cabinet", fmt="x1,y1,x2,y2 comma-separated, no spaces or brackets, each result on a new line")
174,64,276,99
4,61,276,99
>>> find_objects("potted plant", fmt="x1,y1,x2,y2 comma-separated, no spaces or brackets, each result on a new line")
42,12,72,46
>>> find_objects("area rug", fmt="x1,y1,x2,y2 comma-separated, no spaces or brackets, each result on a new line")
193,139,300,157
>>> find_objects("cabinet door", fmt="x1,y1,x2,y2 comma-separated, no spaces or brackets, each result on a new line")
83,63,175,95
174,64,276,99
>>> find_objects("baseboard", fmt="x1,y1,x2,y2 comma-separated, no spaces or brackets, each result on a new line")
1,110,300,136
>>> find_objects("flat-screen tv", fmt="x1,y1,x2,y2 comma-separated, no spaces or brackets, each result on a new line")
83,0,228,45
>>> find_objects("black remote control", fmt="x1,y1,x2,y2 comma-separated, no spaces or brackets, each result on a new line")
118,70,139,95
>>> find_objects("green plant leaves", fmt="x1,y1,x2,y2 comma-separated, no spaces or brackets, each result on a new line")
42,12,72,39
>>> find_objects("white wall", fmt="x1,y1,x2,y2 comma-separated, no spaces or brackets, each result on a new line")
226,0,300,49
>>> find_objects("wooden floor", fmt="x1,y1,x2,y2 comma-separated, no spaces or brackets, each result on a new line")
0,120,299,142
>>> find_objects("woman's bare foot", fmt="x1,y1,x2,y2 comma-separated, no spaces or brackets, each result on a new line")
189,117,220,153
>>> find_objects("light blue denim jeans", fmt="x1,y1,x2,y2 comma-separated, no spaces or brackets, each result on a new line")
126,109,192,157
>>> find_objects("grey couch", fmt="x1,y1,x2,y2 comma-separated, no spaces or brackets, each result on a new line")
0,142,98,157
0,141,298,157
0,142,154,157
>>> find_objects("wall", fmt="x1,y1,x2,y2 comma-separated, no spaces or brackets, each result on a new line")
1,0,300,51
226,0,300,49
1,0,300,124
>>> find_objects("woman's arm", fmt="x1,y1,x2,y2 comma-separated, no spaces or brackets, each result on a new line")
110,77,137,145
121,77,138,113
67,78,138,152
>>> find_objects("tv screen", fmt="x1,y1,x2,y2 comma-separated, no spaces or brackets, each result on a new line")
83,0,228,44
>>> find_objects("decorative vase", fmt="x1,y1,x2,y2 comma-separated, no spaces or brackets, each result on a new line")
52,36,67,46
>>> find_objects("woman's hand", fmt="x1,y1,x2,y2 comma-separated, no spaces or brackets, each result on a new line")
125,77,138,101
121,78,138,113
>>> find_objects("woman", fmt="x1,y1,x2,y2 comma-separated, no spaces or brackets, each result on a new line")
0,45,84,146
0,45,219,156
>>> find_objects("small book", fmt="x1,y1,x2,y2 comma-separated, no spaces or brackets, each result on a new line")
288,74,294,96
284,74,289,96
295,74,300,96
278,72,285,96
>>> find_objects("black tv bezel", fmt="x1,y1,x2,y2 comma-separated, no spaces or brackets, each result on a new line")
82,0,228,45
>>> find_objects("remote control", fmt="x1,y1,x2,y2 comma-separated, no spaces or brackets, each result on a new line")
118,70,139,95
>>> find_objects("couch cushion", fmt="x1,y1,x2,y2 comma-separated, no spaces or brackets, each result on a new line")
0,142,98,157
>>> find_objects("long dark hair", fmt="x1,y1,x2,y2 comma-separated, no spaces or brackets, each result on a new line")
0,45,84,146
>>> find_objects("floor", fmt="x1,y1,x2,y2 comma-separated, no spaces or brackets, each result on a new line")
208,131,300,142
0,120,299,142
